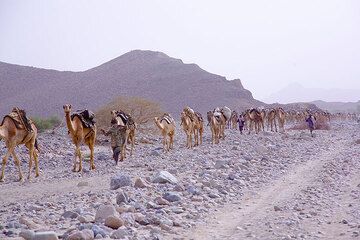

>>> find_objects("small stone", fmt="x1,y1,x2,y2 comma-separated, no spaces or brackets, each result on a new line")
111,228,129,239
134,177,148,188
67,229,94,240
163,192,182,202
208,193,220,199
62,210,79,219
342,219,348,224
77,181,89,187
78,214,94,223
95,204,117,221
154,197,169,205
33,231,59,240
116,191,129,205
105,216,124,229
274,206,282,211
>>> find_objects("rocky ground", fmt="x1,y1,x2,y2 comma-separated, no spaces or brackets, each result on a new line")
0,121,359,240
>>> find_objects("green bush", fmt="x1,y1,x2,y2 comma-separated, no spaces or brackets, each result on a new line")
32,116,61,133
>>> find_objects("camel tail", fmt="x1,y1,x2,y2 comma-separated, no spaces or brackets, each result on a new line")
35,138,40,153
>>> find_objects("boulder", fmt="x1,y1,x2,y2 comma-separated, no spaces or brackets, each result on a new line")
95,204,117,221
152,171,178,184
105,216,124,229
110,173,133,190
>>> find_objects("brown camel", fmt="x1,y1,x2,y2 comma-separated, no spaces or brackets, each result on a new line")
267,109,277,132
230,111,239,129
154,114,175,152
276,107,286,133
246,109,262,134
63,105,96,172
192,112,204,146
259,109,266,131
207,111,221,144
0,112,39,182
180,111,194,148
111,110,136,156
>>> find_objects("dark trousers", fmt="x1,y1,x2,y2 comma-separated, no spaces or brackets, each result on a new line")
112,146,121,164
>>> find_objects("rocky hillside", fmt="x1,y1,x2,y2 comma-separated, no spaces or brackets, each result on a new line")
0,50,261,118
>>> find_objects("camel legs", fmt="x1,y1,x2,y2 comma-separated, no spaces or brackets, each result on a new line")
0,149,12,182
73,146,82,172
199,128,203,145
25,142,35,180
12,150,24,181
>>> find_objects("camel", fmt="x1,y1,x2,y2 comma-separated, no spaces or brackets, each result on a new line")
267,109,277,132
259,108,266,131
0,111,39,182
230,111,239,130
213,108,227,139
180,111,194,148
111,110,136,156
63,105,96,172
207,111,221,144
276,107,286,133
246,108,262,134
182,107,203,147
154,114,175,152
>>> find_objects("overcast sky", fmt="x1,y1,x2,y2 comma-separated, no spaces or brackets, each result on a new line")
0,0,359,102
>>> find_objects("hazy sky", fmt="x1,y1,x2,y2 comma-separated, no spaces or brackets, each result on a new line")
1,0,359,101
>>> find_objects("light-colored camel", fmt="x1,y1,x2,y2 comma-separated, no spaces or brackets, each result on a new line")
180,111,194,148
154,114,175,152
276,107,286,133
207,111,221,144
246,109,262,134
0,115,39,182
63,105,96,172
111,110,136,157
214,108,227,139
230,111,239,130
267,109,277,132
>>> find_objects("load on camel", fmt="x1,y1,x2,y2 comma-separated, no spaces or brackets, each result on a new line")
0,107,39,182
110,110,136,157
63,105,96,172
154,113,175,152
181,106,204,148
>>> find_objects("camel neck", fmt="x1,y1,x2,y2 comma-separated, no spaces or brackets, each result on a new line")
64,112,75,134
154,119,164,130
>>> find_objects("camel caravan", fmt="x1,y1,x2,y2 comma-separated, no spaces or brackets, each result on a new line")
0,104,354,182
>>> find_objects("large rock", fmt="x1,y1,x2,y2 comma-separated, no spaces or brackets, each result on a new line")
33,231,59,240
105,216,124,229
110,173,133,190
62,211,79,219
67,229,94,240
134,177,149,188
95,204,117,221
152,171,178,184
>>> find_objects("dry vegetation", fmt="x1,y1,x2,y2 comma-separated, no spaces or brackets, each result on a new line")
96,96,163,132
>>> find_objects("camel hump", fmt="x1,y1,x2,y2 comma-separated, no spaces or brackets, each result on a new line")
71,109,96,129
4,107,33,132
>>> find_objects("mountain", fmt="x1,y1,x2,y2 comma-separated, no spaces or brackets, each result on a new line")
0,50,261,118
263,83,360,104
311,100,360,113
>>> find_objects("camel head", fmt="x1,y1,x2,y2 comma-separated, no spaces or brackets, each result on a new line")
110,110,118,118
63,104,72,113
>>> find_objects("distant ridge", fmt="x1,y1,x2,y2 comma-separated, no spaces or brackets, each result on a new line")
0,50,262,117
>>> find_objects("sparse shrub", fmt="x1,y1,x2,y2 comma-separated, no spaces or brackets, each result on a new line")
32,116,61,132
96,96,163,132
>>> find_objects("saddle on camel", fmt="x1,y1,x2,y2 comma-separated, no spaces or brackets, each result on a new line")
4,107,34,134
71,109,96,129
